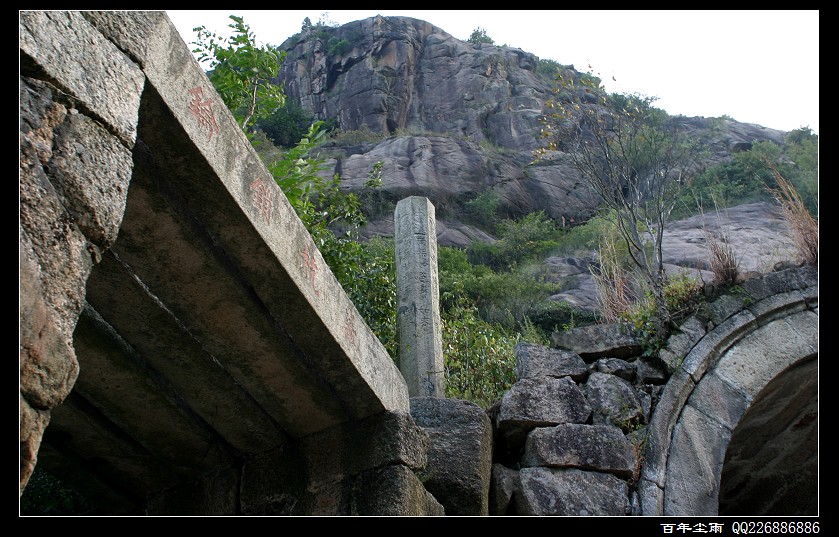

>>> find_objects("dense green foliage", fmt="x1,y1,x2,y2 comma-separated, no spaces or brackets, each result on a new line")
467,27,495,45
191,15,285,132
536,58,564,79
467,211,562,271
258,101,314,148
673,127,818,218
441,286,518,407
619,270,703,358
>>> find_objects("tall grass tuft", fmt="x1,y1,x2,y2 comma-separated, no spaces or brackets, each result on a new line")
768,167,818,266
591,234,635,323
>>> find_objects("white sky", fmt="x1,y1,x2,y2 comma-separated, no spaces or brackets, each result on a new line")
166,10,819,135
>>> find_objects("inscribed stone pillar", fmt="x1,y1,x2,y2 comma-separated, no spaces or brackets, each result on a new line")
395,197,444,397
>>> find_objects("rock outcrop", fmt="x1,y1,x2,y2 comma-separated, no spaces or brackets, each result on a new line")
273,16,788,246
542,201,798,312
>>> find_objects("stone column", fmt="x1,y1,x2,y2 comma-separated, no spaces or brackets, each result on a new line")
394,197,444,397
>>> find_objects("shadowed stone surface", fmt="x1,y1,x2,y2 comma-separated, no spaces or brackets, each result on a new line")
522,424,635,479
719,358,818,516
496,377,591,460
664,404,732,515
584,372,644,432
516,467,630,516
514,342,588,382
551,323,642,361
488,464,518,516
410,397,492,515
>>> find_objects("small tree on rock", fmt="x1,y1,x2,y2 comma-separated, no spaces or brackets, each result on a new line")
467,27,494,45
537,69,707,340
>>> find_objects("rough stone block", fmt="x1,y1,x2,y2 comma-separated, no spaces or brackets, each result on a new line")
747,290,806,324
496,377,591,459
664,404,731,516
641,368,696,487
514,342,588,382
301,410,428,487
636,476,664,516
516,467,629,516
20,141,94,335
83,11,170,69
708,293,745,325
680,310,756,382
19,393,51,493
48,111,134,248
714,311,818,399
583,372,644,432
240,444,307,515
410,397,492,515
636,358,667,385
594,357,635,381
354,465,442,516
488,464,518,515
741,267,811,302
19,10,144,146
551,323,642,361
658,316,707,373
19,234,79,409
686,370,750,431
522,424,635,479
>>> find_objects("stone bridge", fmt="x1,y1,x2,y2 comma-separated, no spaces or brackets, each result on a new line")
19,11,818,516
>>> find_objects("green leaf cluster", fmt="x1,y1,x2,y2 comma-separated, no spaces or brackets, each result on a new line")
466,211,561,271
466,27,495,45
673,131,818,219
441,283,518,407
191,15,286,132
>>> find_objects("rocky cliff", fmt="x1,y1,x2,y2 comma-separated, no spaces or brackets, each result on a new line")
274,15,788,246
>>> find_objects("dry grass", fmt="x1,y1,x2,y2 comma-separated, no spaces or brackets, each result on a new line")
768,168,818,266
706,231,741,285
591,234,635,323
695,198,741,285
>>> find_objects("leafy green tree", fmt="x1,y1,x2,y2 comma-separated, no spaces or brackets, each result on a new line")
538,68,706,341
191,15,285,132
467,27,494,45
258,101,314,148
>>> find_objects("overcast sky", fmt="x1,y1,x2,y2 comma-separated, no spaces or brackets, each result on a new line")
166,10,819,135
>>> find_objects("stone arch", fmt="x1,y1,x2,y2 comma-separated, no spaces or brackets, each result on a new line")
638,268,818,516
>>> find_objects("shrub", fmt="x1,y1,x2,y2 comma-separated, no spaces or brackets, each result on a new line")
464,189,500,231
620,271,702,356
467,211,561,270
258,101,313,148
441,285,517,408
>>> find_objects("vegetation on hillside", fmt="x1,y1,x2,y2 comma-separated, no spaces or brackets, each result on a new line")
20,12,819,516
192,14,818,408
